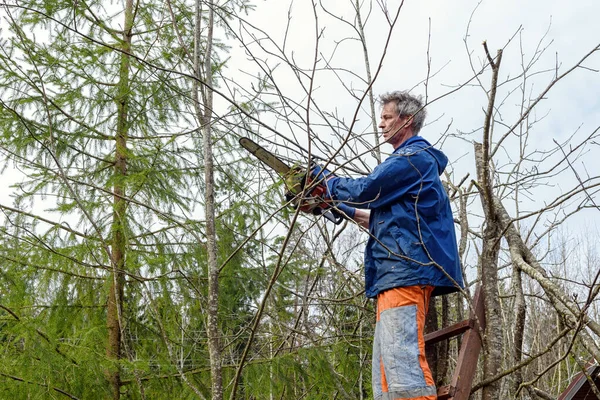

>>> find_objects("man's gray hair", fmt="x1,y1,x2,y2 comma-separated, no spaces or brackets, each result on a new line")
379,91,427,134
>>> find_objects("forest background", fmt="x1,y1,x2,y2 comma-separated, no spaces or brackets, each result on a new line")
1,0,600,399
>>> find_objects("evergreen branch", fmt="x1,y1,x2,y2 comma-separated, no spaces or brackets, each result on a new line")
0,373,80,399
0,304,79,366
0,203,94,240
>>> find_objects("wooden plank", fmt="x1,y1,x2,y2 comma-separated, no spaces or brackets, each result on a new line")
558,364,600,400
425,319,472,345
449,286,485,400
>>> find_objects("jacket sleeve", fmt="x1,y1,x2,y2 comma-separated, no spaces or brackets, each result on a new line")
328,152,429,209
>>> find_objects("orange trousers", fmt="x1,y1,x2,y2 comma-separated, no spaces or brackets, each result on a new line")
372,285,437,400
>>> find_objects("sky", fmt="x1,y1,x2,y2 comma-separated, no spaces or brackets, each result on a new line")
1,0,599,245
223,0,600,238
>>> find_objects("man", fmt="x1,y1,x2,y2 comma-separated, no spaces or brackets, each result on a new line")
306,91,464,400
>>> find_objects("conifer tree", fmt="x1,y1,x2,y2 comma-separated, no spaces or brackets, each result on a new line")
0,0,258,397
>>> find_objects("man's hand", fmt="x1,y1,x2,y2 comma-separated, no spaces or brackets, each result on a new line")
309,164,334,182
282,164,354,225
286,163,333,192
283,166,332,214
335,202,355,219
283,167,307,197
283,167,317,212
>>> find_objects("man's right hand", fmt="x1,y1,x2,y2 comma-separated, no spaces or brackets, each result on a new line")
284,167,307,197
309,164,334,182
283,167,330,214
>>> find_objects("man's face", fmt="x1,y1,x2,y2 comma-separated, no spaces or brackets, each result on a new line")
379,102,411,149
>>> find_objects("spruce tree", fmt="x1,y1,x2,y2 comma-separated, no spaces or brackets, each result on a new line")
0,1,256,397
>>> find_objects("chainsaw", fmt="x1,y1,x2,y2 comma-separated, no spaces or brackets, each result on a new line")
240,137,344,225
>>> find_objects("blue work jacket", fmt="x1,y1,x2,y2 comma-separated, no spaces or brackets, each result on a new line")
328,136,464,298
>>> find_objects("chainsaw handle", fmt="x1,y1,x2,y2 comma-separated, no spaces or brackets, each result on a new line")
321,209,344,225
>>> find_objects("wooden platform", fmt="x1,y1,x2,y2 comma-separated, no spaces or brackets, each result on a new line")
424,286,485,400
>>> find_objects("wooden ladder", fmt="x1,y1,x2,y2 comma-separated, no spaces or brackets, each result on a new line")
424,286,485,400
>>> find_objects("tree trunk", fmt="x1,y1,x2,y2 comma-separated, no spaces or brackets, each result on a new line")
479,212,502,400
474,46,504,400
194,1,223,398
510,267,527,396
106,1,134,398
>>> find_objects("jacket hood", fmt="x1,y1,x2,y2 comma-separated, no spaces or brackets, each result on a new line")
396,135,448,175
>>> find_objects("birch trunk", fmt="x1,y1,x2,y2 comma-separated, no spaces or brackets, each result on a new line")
194,1,223,398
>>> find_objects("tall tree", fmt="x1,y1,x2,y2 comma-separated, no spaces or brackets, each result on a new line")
106,0,135,396
193,0,222,398
0,0,256,397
